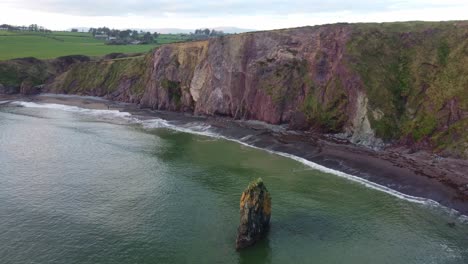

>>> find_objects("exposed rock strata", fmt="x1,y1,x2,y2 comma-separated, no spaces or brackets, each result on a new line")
236,178,271,250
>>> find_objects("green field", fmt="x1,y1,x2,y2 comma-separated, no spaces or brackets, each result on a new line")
156,34,191,44
0,31,190,60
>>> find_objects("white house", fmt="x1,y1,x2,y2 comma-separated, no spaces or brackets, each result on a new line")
95,34,109,40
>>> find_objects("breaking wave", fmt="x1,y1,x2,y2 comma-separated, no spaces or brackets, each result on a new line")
10,101,132,119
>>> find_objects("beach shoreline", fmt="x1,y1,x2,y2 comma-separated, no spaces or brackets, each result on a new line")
2,93,467,216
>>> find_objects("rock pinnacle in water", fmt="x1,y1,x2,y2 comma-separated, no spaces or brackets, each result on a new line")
236,178,271,250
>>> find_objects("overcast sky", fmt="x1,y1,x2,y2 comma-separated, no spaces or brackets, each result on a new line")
1,0,467,30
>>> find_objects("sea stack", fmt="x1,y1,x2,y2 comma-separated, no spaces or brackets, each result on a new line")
236,178,271,250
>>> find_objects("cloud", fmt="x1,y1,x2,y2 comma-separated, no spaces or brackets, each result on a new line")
1,0,467,30
3,0,467,17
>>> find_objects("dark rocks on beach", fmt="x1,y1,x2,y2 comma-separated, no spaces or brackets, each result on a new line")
236,178,271,250
20,80,42,95
0,83,19,95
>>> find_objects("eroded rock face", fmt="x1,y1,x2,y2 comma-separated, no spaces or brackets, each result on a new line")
236,178,271,250
20,80,38,95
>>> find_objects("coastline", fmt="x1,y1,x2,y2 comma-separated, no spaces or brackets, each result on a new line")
2,93,468,216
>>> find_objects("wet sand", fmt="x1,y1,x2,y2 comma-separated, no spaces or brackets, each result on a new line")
2,93,467,215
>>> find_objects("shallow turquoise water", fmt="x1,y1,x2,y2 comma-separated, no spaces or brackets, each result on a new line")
0,103,467,263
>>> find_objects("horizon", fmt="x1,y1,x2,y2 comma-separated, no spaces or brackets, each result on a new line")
1,0,468,31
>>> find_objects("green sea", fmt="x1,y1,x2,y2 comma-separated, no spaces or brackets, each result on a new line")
1,100,467,263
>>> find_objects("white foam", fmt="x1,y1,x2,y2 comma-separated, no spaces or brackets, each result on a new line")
11,101,132,119
139,118,171,129
0,100,11,104
140,119,220,138
39,93,109,101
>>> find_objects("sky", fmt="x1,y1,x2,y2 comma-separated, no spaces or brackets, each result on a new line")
1,0,468,31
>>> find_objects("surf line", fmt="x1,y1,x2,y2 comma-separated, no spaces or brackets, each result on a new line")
138,115,468,221
11,100,468,220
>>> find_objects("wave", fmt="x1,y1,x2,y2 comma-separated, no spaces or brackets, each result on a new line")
39,93,110,101
10,101,132,119
139,119,220,138
8,100,467,221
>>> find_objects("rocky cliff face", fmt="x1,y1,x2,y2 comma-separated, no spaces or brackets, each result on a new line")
45,25,364,134
2,21,467,157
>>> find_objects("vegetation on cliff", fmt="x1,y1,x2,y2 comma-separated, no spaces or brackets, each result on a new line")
0,58,49,87
47,55,151,101
0,55,90,91
346,21,468,156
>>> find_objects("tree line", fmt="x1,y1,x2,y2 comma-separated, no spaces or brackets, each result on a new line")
0,24,52,33
192,28,224,36
88,27,159,44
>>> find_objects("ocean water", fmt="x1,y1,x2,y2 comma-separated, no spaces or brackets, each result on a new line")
1,101,467,264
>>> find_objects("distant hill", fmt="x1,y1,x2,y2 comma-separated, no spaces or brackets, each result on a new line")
211,27,257,34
